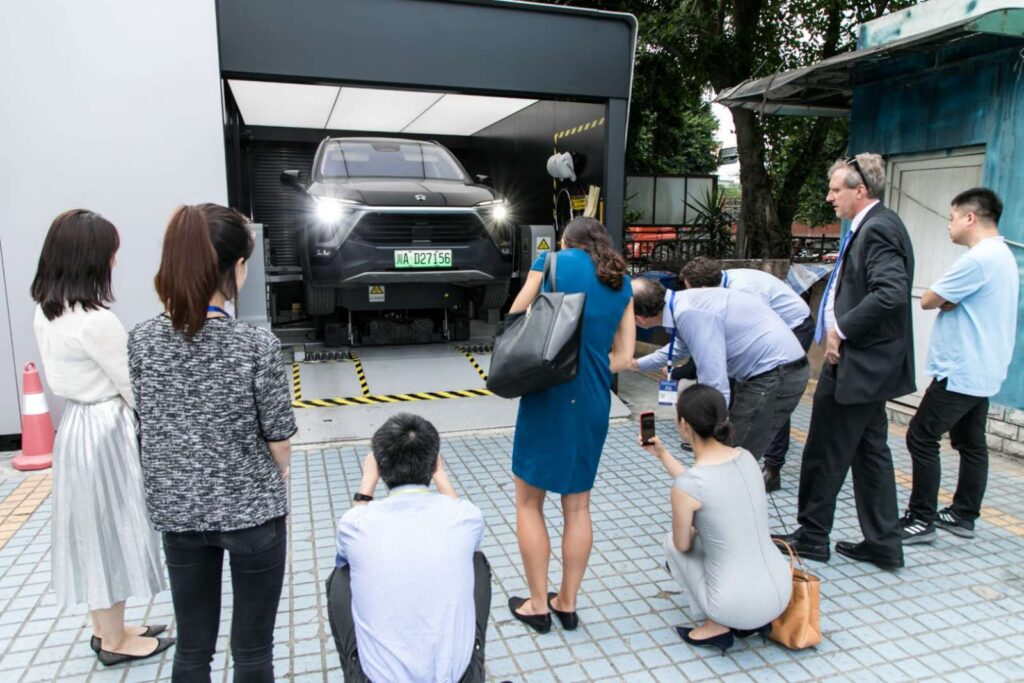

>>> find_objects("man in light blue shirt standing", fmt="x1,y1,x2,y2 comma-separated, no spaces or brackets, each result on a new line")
630,278,809,463
680,257,814,491
328,413,490,683
902,188,1020,544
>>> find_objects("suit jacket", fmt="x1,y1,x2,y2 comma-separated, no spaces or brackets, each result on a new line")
833,203,916,404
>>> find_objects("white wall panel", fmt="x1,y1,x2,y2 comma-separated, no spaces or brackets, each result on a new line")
0,1,227,431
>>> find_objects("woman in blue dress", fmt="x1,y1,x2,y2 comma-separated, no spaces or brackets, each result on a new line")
507,217,635,633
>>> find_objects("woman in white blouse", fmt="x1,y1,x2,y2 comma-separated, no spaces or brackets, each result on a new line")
31,210,173,666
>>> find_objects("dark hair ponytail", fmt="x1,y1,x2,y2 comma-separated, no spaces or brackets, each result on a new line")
154,203,253,338
677,384,734,445
561,216,627,290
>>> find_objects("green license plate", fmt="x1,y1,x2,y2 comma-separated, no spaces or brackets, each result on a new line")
393,249,453,269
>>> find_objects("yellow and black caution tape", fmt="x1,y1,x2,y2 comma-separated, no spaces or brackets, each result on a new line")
291,363,302,401
348,351,371,397
292,388,494,409
553,116,605,143
454,344,493,354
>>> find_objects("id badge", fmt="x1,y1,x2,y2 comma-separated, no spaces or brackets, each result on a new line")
658,379,679,405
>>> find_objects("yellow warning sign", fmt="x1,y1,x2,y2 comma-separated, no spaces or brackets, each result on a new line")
536,238,550,252
570,196,587,211
368,285,385,303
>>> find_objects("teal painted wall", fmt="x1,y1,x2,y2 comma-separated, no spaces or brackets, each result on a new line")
849,48,1024,408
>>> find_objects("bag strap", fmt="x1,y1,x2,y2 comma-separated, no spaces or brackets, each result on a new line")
772,538,807,574
542,251,559,293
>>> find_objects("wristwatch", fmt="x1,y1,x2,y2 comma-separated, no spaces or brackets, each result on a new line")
353,493,374,503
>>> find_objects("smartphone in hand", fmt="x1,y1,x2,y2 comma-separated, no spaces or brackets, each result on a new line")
640,411,656,445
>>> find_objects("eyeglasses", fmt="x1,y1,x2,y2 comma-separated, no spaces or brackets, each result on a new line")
845,156,867,188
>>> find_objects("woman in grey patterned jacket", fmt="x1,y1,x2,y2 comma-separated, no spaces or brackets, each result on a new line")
129,203,297,683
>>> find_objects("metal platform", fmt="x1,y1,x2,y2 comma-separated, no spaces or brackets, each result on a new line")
286,342,631,445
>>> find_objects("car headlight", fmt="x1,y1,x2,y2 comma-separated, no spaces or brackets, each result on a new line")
314,197,362,224
475,198,509,222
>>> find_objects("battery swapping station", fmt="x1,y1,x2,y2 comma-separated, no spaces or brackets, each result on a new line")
215,0,637,442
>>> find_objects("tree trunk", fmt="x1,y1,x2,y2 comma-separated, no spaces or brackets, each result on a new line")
731,107,789,258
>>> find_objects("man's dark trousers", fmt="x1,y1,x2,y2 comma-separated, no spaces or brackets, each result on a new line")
731,358,810,461
763,315,815,469
907,378,989,523
326,551,492,682
796,363,903,559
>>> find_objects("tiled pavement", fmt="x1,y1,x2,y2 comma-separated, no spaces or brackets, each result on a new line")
2,398,1024,681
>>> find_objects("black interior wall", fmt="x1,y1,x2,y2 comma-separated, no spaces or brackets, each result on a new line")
475,100,607,232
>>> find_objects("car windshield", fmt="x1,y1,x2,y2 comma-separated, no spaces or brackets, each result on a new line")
320,141,467,180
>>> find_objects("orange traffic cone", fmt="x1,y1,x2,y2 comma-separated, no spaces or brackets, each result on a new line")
12,362,54,471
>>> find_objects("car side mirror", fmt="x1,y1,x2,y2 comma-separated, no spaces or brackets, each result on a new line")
280,170,309,191
475,174,492,187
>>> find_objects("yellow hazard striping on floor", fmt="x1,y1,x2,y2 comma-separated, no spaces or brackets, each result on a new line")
455,348,489,382
292,388,494,409
291,363,302,401
0,475,52,551
348,351,371,397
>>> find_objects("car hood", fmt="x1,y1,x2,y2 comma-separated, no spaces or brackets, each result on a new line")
311,178,496,207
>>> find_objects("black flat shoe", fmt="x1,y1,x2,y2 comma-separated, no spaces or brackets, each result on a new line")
835,540,904,570
731,623,772,644
97,637,176,667
90,624,168,653
771,531,831,563
547,592,579,631
508,596,551,634
676,626,734,654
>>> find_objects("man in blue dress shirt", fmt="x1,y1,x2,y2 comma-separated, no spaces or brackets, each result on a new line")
327,414,490,683
901,188,1020,545
630,278,810,463
680,257,814,491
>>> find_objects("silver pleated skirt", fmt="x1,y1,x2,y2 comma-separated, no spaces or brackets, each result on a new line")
51,397,166,610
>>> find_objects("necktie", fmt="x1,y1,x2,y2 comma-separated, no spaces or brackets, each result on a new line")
814,229,853,344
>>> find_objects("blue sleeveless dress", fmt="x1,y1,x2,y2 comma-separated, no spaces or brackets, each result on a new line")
511,249,632,494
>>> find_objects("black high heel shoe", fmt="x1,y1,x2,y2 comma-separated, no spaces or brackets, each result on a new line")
546,592,579,631
90,624,168,653
676,626,734,654
731,623,772,644
508,596,552,634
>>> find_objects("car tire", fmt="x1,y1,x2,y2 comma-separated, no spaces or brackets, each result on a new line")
304,281,337,315
476,281,510,311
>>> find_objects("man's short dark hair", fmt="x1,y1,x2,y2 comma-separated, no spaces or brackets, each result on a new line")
680,257,722,288
633,277,667,317
952,187,1002,225
371,413,440,488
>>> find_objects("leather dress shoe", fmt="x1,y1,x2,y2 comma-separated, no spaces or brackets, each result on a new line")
834,541,903,570
771,531,830,562
762,463,781,493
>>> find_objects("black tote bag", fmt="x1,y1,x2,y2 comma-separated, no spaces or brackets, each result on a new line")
486,252,586,399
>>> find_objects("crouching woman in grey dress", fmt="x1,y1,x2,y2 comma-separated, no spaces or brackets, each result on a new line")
640,384,791,653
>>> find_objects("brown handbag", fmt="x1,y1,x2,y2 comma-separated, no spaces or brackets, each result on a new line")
769,539,822,649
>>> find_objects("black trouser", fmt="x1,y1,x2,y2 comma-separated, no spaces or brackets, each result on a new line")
326,551,491,683
763,315,815,469
162,516,287,683
907,378,989,524
796,365,902,559
731,358,810,461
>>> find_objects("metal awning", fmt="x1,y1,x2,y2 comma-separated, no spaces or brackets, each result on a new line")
715,7,1024,116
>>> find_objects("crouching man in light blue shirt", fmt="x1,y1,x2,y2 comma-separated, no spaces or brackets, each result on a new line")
902,188,1020,545
328,413,489,683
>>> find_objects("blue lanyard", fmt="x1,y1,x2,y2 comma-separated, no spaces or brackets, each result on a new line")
722,272,729,288
666,293,678,368
207,305,231,318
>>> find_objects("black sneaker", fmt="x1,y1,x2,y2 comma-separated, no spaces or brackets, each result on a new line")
899,513,937,545
935,507,976,538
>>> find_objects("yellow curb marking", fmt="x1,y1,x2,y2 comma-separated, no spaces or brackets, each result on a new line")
0,474,52,551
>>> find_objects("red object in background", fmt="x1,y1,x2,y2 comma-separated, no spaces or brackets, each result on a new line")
12,362,54,471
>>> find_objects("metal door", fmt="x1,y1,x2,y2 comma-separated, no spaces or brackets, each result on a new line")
886,148,985,404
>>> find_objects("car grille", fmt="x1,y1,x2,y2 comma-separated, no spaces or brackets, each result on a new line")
353,212,486,244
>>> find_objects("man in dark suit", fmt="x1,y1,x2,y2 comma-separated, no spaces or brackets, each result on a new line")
775,153,915,570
